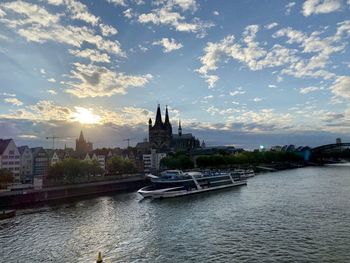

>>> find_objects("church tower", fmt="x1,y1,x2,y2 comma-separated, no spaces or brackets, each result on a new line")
164,106,172,138
178,120,182,137
149,105,172,151
76,130,93,153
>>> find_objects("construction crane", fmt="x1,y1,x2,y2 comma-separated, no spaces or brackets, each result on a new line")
123,138,135,148
46,136,60,149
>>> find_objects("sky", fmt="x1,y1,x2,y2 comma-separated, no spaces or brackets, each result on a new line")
0,0,350,149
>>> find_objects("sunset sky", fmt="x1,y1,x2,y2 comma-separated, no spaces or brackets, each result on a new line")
0,0,350,149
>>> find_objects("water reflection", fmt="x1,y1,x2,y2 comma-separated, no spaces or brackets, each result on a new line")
1,166,350,262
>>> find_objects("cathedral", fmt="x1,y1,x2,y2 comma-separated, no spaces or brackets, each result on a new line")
75,130,93,154
148,105,200,152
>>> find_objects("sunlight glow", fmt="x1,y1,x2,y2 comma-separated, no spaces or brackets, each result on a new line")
71,107,101,124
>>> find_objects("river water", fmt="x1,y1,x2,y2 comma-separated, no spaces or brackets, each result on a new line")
1,165,350,263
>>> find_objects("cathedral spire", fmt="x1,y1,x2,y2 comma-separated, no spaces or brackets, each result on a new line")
155,104,163,126
79,130,85,142
178,120,182,136
164,105,172,136
165,105,170,124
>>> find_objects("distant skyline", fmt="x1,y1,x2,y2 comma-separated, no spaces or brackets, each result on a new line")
0,0,350,149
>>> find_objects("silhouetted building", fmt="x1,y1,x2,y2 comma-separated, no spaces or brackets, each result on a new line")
148,105,200,153
75,130,93,154
149,105,172,151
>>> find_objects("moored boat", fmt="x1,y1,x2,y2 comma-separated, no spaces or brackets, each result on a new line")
0,210,16,220
231,169,255,179
138,170,247,198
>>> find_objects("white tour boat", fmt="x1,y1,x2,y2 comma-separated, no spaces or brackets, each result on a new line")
138,170,247,198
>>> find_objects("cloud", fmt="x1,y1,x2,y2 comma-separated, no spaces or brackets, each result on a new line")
0,100,155,128
46,0,99,25
107,0,127,6
0,1,125,57
265,22,278,30
65,63,153,98
203,95,213,99
330,75,350,99
172,0,198,11
99,23,118,36
69,48,111,63
253,97,262,102
204,75,219,89
285,2,296,15
138,3,213,37
302,0,342,16
123,8,133,18
197,22,348,87
1,1,60,27
152,38,183,52
4,97,23,106
1,92,16,97
300,86,320,94
268,84,277,88
47,78,56,83
229,90,245,96
204,106,294,132
0,8,6,17
47,89,57,95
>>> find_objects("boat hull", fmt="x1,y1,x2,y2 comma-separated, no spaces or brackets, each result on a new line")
138,180,247,199
0,210,16,220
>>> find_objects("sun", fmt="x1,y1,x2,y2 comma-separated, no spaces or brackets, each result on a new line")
71,107,101,124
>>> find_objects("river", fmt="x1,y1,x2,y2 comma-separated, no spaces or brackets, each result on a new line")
1,164,350,262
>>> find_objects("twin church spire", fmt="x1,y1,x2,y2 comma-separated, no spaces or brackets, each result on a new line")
149,104,179,134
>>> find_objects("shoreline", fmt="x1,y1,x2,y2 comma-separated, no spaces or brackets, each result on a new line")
0,162,338,209
0,175,149,209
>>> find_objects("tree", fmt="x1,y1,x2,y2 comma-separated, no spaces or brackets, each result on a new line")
0,169,14,189
47,158,105,185
160,152,194,170
107,157,136,174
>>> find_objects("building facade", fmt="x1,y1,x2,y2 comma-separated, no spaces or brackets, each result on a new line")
31,147,49,188
76,130,93,154
18,146,33,183
0,139,21,183
143,149,166,173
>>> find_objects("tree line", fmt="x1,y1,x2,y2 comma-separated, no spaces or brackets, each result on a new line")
160,151,303,170
47,156,137,185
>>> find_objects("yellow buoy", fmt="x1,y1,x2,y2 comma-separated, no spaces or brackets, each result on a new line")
96,252,103,263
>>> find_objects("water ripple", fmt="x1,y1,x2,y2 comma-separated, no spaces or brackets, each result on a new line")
1,166,350,262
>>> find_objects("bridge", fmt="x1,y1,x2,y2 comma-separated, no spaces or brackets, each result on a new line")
310,143,350,162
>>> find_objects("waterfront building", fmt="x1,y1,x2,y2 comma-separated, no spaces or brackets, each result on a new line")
84,152,106,171
46,150,60,166
91,153,106,171
148,105,200,153
31,147,49,189
75,130,93,154
18,146,33,183
0,138,21,183
142,149,166,173
84,153,92,162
